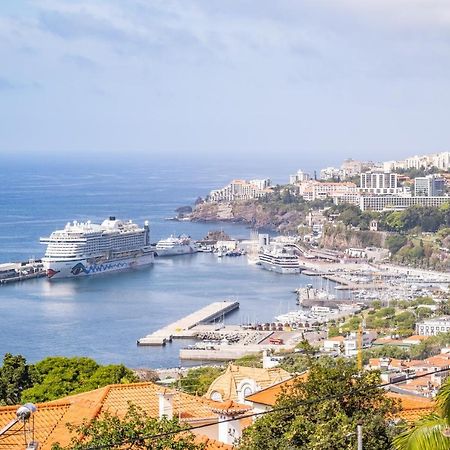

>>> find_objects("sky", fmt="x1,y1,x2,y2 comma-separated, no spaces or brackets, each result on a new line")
1,0,450,168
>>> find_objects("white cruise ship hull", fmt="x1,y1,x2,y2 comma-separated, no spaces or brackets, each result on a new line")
43,253,154,279
155,245,198,257
260,261,301,274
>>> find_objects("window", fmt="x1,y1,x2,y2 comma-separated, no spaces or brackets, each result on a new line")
210,391,223,402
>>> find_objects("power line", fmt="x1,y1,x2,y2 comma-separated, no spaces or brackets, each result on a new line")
79,366,448,450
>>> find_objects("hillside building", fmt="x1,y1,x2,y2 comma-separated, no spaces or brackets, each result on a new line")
208,179,272,202
414,174,445,197
359,171,400,195
416,316,450,336
360,195,450,212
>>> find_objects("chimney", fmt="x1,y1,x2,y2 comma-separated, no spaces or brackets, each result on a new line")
212,401,250,445
158,391,174,420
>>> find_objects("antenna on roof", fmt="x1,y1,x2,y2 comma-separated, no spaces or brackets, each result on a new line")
0,403,39,449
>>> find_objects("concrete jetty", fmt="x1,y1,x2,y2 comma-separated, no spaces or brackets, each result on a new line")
0,261,45,285
137,300,239,346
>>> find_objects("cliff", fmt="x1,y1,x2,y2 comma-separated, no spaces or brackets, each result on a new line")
190,200,307,233
320,223,386,250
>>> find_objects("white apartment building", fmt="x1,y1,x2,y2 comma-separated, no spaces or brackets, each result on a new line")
416,317,450,336
289,170,310,185
298,180,358,203
208,179,271,202
360,195,450,212
323,332,375,357
359,171,400,195
383,151,450,172
249,178,272,190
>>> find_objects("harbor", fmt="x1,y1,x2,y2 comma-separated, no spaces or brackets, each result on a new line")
137,300,240,345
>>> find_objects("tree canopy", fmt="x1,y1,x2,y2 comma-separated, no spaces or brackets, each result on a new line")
22,356,137,402
0,353,36,405
239,358,398,450
0,354,138,404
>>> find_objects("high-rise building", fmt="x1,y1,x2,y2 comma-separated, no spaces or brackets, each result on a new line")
289,170,310,185
359,172,399,195
414,175,445,197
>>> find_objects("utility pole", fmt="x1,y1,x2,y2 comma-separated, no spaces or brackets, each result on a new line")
357,422,363,450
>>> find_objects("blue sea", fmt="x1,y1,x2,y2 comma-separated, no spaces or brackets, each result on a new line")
0,156,325,368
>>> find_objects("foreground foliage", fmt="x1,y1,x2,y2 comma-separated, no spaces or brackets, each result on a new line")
179,366,224,396
51,404,205,450
393,378,450,450
0,353,36,405
0,353,138,404
239,359,398,450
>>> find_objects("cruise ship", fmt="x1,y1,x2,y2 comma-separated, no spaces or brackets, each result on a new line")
40,217,154,279
258,246,301,274
155,235,198,256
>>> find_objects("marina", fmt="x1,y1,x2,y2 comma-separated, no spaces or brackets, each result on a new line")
137,300,240,346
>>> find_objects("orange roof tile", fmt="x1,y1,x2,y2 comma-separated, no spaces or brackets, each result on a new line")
403,335,429,342
0,382,248,450
245,373,306,406
423,355,450,367
327,336,345,342
387,392,435,422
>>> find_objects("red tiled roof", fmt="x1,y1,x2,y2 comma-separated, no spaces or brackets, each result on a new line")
245,373,307,406
387,392,434,422
0,382,248,450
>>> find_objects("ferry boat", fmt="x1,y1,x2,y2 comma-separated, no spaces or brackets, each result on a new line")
155,235,198,256
40,217,154,279
259,246,301,274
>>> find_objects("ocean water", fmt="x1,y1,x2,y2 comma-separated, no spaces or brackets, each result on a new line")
0,158,325,368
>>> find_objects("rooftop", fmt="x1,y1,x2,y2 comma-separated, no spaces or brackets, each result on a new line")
0,382,247,450
204,363,291,403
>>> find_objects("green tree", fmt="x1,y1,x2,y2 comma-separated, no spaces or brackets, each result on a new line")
179,366,224,396
22,356,137,402
362,346,410,365
386,235,408,255
51,404,205,450
239,359,398,450
327,325,340,338
0,353,36,405
410,332,450,360
234,353,263,368
393,377,450,450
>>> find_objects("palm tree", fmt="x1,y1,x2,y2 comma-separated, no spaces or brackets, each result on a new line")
393,378,450,449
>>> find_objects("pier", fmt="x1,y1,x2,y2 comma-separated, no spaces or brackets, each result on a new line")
0,261,46,285
137,300,239,346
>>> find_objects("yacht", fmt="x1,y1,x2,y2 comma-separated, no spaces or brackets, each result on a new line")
259,246,301,274
155,235,198,256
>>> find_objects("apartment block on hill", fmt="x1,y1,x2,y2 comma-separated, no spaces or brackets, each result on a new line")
208,179,272,202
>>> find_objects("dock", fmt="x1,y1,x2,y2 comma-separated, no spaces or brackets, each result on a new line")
0,261,46,285
137,300,239,346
